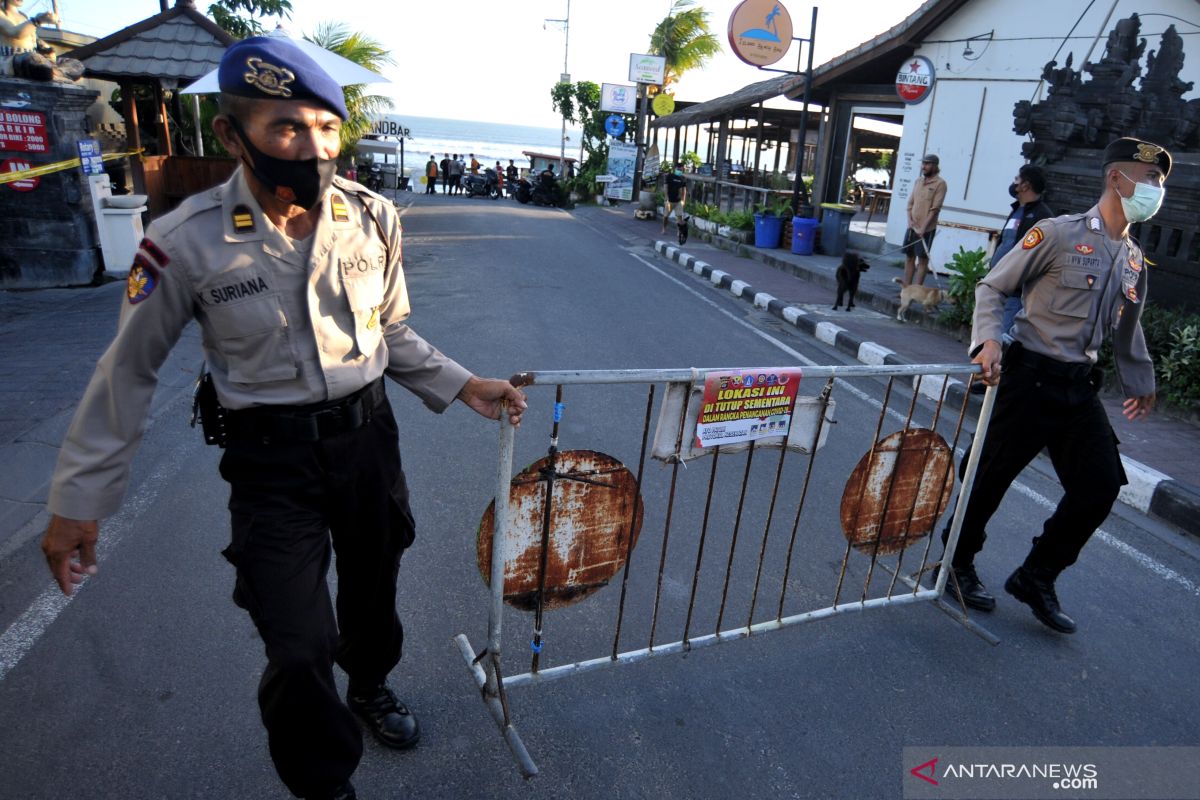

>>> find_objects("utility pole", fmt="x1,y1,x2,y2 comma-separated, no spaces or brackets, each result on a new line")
790,6,818,215
546,0,571,178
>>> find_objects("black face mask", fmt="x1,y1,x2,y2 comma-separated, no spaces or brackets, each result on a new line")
228,117,337,211
1008,182,1020,198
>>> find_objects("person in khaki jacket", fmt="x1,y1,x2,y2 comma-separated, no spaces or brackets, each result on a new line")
938,138,1166,637
902,153,947,286
40,37,525,800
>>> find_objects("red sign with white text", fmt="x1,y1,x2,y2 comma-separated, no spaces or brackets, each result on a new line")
0,110,49,153
895,56,935,104
2,157,39,191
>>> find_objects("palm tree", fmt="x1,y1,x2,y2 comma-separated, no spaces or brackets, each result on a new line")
304,22,396,152
648,0,722,91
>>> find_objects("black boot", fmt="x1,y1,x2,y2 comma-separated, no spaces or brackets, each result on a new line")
1004,566,1076,634
933,563,996,612
347,683,421,749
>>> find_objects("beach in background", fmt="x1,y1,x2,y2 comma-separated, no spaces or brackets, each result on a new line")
384,114,584,173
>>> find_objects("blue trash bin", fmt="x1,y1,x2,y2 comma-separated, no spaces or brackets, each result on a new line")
753,213,784,248
791,216,819,255
819,203,856,256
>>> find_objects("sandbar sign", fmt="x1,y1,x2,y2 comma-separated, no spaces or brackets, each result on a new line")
895,56,935,104
728,0,793,67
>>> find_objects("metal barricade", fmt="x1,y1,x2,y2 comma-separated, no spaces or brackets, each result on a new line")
455,363,996,777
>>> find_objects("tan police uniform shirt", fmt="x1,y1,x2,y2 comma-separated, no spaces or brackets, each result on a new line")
972,205,1154,397
49,168,473,521
906,174,947,232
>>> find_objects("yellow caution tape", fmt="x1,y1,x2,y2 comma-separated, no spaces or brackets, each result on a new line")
0,149,143,186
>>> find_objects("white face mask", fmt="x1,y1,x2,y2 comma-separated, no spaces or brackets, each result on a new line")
1117,170,1165,223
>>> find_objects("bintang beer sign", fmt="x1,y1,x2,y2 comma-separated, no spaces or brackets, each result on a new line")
728,0,793,67
896,55,936,104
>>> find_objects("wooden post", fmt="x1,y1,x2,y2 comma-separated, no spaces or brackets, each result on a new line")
156,83,173,157
121,80,145,195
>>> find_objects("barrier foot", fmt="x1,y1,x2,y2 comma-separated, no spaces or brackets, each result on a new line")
454,633,539,778
881,563,1001,646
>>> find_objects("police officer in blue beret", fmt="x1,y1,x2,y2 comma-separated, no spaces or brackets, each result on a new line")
939,137,1168,635
41,36,527,800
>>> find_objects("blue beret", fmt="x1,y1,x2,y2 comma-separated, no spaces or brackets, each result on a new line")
218,36,348,120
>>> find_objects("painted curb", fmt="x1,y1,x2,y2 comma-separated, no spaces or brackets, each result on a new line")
649,239,1199,536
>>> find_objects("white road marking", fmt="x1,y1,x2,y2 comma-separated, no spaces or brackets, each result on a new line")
629,251,1200,597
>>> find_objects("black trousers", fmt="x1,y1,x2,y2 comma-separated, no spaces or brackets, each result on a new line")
425,176,436,194
219,396,415,798
951,358,1126,574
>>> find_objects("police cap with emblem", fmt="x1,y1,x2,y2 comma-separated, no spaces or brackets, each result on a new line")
1103,137,1171,177
218,36,348,120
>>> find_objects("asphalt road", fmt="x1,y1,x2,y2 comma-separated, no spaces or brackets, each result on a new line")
0,193,1197,799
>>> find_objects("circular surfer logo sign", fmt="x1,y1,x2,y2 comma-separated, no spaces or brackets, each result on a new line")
728,0,793,67
895,56,935,104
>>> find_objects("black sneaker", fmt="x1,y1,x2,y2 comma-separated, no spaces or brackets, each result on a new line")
1004,566,1077,634
347,683,421,749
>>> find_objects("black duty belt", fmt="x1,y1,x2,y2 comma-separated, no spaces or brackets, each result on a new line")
1010,346,1094,382
227,379,386,443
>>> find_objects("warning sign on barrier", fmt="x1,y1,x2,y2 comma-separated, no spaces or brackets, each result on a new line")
695,368,801,448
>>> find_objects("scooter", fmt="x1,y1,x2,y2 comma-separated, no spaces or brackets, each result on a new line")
463,168,501,199
359,163,384,193
515,172,559,207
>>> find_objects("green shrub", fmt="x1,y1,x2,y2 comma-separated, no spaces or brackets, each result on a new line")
1098,306,1200,411
725,210,755,231
937,247,989,329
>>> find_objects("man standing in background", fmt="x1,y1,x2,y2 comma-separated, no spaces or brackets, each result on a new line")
991,164,1054,342
439,153,451,194
902,154,947,286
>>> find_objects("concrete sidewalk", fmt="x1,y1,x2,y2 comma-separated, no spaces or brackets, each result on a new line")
576,203,1200,538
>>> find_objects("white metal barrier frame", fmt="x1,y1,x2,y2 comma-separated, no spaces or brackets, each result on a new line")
455,363,997,777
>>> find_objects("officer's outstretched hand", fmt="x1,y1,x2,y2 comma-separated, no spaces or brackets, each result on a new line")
972,339,1003,386
457,376,528,427
41,514,99,596
1122,393,1156,421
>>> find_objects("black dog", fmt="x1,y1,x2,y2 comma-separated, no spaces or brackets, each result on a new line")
677,215,689,245
833,251,870,310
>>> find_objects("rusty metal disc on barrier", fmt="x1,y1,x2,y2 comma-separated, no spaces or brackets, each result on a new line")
476,449,643,611
840,428,955,555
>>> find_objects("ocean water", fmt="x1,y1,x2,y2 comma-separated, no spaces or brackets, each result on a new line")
385,114,583,172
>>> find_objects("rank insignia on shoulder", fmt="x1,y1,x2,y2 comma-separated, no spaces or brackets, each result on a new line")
140,237,169,266
1022,227,1044,250
1087,217,1102,233
331,195,350,223
1075,244,1094,255
232,205,256,233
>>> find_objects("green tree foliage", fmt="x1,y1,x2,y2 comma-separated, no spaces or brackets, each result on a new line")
304,23,395,152
648,0,722,91
550,80,634,192
209,0,292,39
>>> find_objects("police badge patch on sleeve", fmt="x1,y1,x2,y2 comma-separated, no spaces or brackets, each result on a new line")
1022,227,1045,250
127,239,169,305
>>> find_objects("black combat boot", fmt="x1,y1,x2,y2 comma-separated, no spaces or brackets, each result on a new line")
933,562,997,611
1004,565,1076,634
347,683,421,749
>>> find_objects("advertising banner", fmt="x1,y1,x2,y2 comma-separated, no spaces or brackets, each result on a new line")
628,53,666,85
605,140,638,201
0,110,48,153
601,83,637,114
694,368,801,448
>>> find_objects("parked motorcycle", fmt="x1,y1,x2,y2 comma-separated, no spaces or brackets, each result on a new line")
358,162,384,192
514,172,559,207
463,167,501,199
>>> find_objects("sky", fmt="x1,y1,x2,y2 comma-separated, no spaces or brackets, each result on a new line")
48,0,927,129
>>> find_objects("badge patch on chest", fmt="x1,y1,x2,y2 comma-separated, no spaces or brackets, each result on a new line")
331,195,350,222
232,205,256,233
1125,284,1139,302
1128,256,1142,273
1022,228,1044,249
1074,244,1094,255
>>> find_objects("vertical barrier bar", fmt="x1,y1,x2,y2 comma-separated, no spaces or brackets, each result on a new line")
612,384,656,660
485,409,517,710
716,441,756,631
748,444,789,627
648,383,692,649
530,385,565,673
936,384,997,595
683,449,721,647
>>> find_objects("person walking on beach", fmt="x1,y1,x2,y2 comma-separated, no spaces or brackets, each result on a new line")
424,155,438,194
449,154,464,195
439,153,451,194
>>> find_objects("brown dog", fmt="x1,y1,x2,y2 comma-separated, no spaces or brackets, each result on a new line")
833,251,870,310
892,277,947,321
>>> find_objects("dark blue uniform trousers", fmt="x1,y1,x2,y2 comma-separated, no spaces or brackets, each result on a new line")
951,358,1127,574
219,395,414,798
